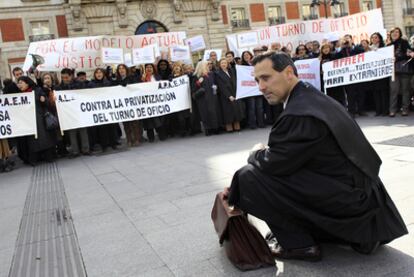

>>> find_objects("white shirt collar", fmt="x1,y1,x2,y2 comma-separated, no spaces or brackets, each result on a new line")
283,93,291,109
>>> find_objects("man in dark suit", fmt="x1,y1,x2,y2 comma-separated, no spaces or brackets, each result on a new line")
224,53,407,261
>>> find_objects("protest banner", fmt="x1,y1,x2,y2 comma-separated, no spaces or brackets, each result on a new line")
170,45,191,62
227,9,383,56
0,92,37,139
55,76,191,131
132,46,155,65
102,48,124,64
294,58,321,91
124,53,133,67
203,49,222,61
185,35,206,52
235,65,261,100
23,32,186,72
323,46,394,89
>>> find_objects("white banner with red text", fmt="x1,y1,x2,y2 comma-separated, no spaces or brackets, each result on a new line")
55,76,191,131
227,9,383,56
236,59,322,99
23,32,187,72
0,92,37,139
322,46,394,88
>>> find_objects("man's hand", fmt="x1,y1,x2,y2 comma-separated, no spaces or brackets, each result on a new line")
223,187,230,199
251,143,266,152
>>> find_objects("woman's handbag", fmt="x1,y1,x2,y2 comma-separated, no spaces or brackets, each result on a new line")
211,192,275,271
44,111,59,131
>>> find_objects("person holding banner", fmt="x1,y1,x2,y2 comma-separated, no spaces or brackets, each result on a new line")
192,61,221,136
41,73,68,158
319,43,346,106
225,52,407,261
17,76,56,165
56,68,90,158
88,68,119,151
242,51,265,129
115,64,142,146
368,33,390,116
215,58,244,132
141,63,166,142
388,27,413,117
171,62,192,137
158,59,177,138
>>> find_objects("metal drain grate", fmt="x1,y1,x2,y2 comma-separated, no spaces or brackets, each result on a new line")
376,134,414,148
8,163,86,277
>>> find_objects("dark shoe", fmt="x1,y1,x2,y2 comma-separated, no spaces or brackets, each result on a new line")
358,112,368,116
82,151,92,156
269,243,322,262
68,153,80,159
351,241,380,255
389,112,396,117
402,111,409,116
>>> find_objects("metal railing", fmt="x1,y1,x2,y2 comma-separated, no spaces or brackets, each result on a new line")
333,12,349,18
268,16,286,25
29,34,55,42
231,19,250,29
403,8,414,16
303,14,319,20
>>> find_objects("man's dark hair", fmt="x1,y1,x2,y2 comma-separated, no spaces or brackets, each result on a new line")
225,51,235,57
61,68,74,76
77,71,87,77
252,52,298,77
17,76,37,89
12,67,23,75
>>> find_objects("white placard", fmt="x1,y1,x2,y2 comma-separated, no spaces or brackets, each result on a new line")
185,35,206,52
323,46,394,88
203,49,222,61
0,92,37,139
235,65,261,99
102,48,124,64
132,46,155,65
237,32,259,48
170,45,191,62
124,53,133,67
294,58,321,91
55,76,191,131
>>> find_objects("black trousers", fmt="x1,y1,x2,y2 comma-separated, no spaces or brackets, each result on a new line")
346,84,366,114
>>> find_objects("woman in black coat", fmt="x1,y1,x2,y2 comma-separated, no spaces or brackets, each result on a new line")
88,68,119,151
16,76,56,165
388,27,413,116
215,58,245,132
115,64,142,146
192,61,221,136
141,63,166,142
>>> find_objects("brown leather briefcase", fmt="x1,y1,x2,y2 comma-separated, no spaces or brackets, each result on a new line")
211,192,275,271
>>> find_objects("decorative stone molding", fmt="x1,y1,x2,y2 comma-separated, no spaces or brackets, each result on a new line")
181,0,209,12
172,0,184,24
69,0,83,31
211,0,220,21
83,5,115,18
140,1,157,19
117,0,128,28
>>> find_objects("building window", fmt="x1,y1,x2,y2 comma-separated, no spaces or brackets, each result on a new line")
30,21,50,35
404,0,414,15
333,3,348,18
230,7,249,28
304,5,318,20
406,26,414,37
135,20,168,35
268,6,285,25
362,1,373,11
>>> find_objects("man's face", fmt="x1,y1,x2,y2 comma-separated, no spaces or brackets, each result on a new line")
78,75,87,81
225,54,234,64
254,59,291,105
13,70,23,80
61,73,73,84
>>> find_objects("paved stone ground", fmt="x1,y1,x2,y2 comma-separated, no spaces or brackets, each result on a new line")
1,114,414,277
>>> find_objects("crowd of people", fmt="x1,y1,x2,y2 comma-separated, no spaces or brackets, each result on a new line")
0,27,413,172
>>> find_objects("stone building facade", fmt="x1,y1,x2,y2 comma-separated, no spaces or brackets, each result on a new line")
0,0,406,80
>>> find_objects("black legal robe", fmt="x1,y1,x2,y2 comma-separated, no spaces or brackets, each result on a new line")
228,81,407,246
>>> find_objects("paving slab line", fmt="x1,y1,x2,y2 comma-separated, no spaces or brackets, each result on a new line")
8,162,87,277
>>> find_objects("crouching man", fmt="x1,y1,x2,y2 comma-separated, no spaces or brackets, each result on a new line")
225,53,407,261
